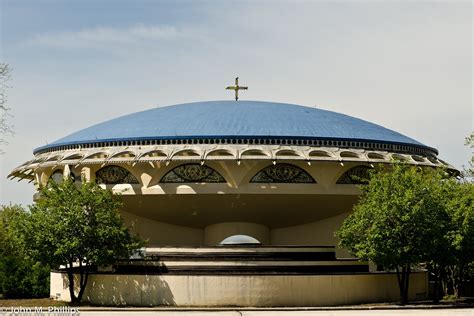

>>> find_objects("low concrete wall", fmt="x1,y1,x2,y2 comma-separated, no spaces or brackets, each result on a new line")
51,271,428,306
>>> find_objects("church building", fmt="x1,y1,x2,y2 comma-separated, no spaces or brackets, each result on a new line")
9,92,454,305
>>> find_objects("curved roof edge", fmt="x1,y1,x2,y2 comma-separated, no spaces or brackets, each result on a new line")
33,135,438,156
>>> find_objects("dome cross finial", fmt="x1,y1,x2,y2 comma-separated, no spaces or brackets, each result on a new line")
225,77,248,101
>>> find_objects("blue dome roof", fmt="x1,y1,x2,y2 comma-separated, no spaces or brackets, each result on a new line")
35,100,435,154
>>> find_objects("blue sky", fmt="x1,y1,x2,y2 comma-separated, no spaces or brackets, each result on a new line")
0,0,472,205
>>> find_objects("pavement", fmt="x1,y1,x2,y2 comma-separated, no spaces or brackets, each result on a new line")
74,309,474,315
2,304,473,316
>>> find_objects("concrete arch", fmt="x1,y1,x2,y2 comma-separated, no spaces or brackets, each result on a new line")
205,149,236,159
83,151,109,160
240,149,270,158
62,152,84,161
138,149,168,159
411,155,425,163
308,150,332,158
367,152,385,160
109,150,136,159
31,157,47,164
426,156,439,165
45,155,62,162
171,149,201,159
391,153,407,161
339,151,360,159
275,149,304,158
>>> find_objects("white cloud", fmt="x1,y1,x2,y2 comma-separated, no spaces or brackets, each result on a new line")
26,24,201,49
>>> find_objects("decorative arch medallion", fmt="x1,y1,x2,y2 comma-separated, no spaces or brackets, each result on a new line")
336,166,371,184
250,163,315,183
96,165,139,184
160,163,226,183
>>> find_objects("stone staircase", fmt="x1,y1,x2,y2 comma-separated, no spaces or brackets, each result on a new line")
112,246,369,275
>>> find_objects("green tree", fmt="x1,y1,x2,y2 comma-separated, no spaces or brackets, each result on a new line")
0,205,49,298
439,132,474,297
443,179,474,297
0,204,23,256
337,163,448,305
0,256,50,298
20,179,144,304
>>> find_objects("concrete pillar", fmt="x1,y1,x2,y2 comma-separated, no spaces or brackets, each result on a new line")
81,166,91,182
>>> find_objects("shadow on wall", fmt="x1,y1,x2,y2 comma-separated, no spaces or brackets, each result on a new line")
62,273,176,306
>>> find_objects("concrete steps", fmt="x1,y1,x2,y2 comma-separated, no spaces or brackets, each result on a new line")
144,246,337,261
111,246,369,275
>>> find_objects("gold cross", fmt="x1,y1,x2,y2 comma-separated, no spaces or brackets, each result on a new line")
225,77,248,101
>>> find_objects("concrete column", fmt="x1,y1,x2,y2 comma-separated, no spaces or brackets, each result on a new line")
81,166,91,182
63,164,71,179
39,170,49,186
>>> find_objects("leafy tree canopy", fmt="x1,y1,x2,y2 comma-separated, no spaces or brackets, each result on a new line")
0,204,25,256
338,164,447,267
0,205,49,298
20,179,144,303
337,163,450,304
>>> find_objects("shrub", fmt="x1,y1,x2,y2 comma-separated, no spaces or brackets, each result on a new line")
0,255,49,298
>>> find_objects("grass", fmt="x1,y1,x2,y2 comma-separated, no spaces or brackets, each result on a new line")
0,298,68,307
